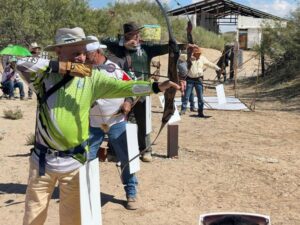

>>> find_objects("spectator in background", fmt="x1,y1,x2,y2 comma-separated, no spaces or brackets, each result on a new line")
228,44,235,80
86,36,138,210
29,42,41,57
28,42,42,99
1,57,25,100
177,53,196,114
216,46,230,82
181,47,220,118
102,22,170,162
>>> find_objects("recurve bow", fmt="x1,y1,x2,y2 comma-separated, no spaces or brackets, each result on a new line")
152,0,180,144
174,0,194,70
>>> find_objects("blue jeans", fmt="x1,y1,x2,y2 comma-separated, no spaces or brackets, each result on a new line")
2,80,25,98
181,88,195,109
181,78,204,111
89,121,138,198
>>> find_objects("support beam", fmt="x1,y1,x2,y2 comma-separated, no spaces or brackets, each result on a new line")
167,124,179,158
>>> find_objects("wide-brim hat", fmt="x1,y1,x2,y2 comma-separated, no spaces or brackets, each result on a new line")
123,22,144,36
30,42,41,49
44,27,97,51
193,47,202,54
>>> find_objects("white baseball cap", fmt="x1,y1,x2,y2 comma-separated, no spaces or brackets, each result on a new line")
86,35,107,52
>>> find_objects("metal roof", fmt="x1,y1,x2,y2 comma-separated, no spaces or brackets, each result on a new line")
168,0,283,20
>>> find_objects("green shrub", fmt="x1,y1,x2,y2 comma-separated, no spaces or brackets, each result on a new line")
223,32,236,44
3,107,23,120
0,0,226,51
193,26,225,50
254,6,300,86
96,2,225,50
26,133,35,146
169,17,225,50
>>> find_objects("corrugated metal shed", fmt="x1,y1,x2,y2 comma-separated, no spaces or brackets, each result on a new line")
168,0,284,21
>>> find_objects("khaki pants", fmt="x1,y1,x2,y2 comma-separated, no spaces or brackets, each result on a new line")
23,158,81,225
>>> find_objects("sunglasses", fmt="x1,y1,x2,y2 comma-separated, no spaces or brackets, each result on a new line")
199,212,271,225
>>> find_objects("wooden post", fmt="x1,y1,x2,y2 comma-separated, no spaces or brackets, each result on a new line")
98,146,107,162
167,124,178,158
233,40,239,98
261,53,265,77
261,30,265,77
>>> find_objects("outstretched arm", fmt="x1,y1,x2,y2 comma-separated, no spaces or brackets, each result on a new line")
157,80,181,92
203,56,220,71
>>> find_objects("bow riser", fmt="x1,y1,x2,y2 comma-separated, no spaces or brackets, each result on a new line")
187,20,194,69
163,39,180,123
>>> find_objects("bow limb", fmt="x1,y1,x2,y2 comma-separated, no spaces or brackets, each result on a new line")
153,0,180,144
174,0,194,70
186,20,194,70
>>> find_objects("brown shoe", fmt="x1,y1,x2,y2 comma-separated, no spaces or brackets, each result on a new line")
179,110,186,115
126,197,138,210
141,152,152,162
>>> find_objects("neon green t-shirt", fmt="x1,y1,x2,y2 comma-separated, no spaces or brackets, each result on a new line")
17,58,153,164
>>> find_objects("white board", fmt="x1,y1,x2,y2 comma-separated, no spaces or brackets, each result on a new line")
145,96,152,134
126,123,140,174
174,96,249,111
204,102,249,110
216,84,227,104
79,159,102,225
202,96,242,103
158,95,181,124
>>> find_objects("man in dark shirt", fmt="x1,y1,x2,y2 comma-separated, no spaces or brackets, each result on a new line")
102,22,170,162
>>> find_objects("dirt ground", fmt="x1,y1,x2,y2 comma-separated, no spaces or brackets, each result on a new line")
0,50,299,225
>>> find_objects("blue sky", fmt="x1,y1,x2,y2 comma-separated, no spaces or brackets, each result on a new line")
89,0,298,18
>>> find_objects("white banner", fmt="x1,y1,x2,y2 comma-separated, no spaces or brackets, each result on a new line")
126,123,141,174
216,84,227,104
158,95,181,124
146,96,152,134
79,159,102,225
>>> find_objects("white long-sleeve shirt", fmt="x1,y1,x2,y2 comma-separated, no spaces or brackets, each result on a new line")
89,60,130,129
188,55,220,78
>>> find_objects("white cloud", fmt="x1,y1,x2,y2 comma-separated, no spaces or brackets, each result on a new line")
248,0,294,18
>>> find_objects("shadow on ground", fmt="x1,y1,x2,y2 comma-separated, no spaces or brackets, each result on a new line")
101,192,125,208
0,183,59,199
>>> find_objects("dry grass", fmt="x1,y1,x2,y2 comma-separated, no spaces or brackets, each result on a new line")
0,130,5,141
25,133,35,146
3,107,23,120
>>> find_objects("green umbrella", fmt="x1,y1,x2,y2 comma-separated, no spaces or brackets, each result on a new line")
0,44,32,57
